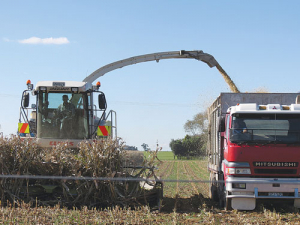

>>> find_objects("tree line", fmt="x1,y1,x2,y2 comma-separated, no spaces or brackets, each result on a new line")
169,112,208,158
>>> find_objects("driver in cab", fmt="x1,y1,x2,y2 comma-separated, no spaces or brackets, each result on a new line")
57,95,75,137
233,119,247,134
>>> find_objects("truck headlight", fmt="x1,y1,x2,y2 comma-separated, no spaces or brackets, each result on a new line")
227,168,251,175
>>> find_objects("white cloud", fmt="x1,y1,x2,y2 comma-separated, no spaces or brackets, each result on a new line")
18,37,70,45
3,38,12,42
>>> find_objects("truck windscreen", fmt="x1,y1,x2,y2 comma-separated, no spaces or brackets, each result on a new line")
230,113,300,144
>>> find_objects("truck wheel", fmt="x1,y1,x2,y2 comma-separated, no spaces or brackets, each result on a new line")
209,172,219,201
224,195,232,210
219,192,232,210
218,182,232,210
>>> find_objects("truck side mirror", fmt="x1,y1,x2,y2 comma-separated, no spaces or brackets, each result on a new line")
98,93,107,110
23,92,30,108
219,116,226,132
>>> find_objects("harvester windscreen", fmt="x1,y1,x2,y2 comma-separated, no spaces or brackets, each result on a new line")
37,92,89,139
230,113,300,143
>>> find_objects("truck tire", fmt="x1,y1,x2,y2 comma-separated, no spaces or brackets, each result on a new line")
219,190,232,210
224,195,232,210
209,172,219,201
218,177,232,210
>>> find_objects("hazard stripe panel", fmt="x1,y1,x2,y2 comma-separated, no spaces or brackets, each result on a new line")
97,126,111,136
18,123,29,134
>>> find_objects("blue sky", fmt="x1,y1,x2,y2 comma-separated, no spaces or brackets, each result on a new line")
1,1,300,150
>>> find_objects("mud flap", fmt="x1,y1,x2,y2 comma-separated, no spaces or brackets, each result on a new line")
232,198,256,210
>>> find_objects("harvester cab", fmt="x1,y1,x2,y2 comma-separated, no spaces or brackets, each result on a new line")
18,80,117,147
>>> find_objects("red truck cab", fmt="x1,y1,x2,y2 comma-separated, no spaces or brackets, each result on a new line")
208,93,300,210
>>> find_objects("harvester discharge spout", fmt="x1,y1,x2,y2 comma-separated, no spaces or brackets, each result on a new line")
84,50,240,93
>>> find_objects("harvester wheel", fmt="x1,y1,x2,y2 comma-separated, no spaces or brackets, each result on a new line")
52,187,64,197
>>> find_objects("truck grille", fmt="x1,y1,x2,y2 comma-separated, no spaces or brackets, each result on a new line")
254,169,297,175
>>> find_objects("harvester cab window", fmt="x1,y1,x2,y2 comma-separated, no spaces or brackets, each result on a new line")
37,92,89,139
230,113,300,143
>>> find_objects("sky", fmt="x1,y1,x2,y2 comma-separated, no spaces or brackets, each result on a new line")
1,1,300,151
